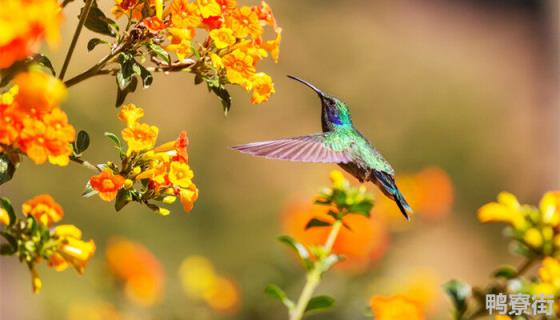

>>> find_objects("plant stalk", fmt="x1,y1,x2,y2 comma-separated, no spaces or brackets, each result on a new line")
59,0,95,80
289,220,343,320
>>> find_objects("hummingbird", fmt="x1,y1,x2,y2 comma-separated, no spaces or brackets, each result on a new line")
232,75,412,220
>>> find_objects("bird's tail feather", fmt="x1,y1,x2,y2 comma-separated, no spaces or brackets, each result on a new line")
371,170,412,220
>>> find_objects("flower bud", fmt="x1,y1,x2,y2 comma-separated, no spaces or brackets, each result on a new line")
124,179,134,189
163,196,176,204
524,228,543,248
158,208,170,216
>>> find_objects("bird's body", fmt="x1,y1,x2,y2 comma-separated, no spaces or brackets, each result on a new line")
232,76,412,220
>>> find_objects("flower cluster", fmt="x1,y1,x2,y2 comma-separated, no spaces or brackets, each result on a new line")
0,0,62,69
87,104,198,215
0,70,75,168
179,255,240,313
106,237,164,306
445,191,560,319
107,0,280,108
478,191,560,257
0,195,95,293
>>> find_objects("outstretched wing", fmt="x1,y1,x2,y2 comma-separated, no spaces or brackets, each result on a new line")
232,133,353,163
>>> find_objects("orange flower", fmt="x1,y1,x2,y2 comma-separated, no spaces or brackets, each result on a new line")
370,295,425,320
22,194,63,226
170,0,202,28
197,0,221,18
262,28,281,63
0,103,23,146
13,71,67,115
179,184,199,213
166,27,195,61
89,169,126,201
117,103,144,128
216,0,236,11
0,0,62,68
282,202,388,270
106,237,164,306
226,6,263,38
254,1,276,28
18,117,74,166
121,122,159,153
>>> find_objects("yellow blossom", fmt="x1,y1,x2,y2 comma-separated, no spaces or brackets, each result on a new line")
197,0,221,18
539,257,560,290
227,6,262,38
166,27,194,61
170,0,201,28
210,27,235,49
370,295,424,320
169,161,194,188
222,49,255,88
118,104,144,128
263,28,282,63
0,208,10,225
50,224,96,274
477,192,527,230
524,228,543,248
179,184,199,213
540,191,560,226
121,122,159,153
210,53,224,69
329,170,347,189
250,72,275,104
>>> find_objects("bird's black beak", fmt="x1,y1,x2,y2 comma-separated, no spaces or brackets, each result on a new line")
287,75,326,99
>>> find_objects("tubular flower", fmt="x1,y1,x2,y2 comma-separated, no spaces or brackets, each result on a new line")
117,103,144,128
179,184,199,213
13,71,67,114
166,28,195,62
250,72,275,104
22,194,63,226
222,49,255,87
477,192,528,230
168,161,194,187
50,225,96,274
0,0,62,69
89,169,126,201
121,122,159,154
369,295,425,320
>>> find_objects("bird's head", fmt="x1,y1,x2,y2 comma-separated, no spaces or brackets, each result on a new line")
287,75,352,126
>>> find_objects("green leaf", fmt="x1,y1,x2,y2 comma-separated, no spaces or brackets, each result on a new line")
117,53,135,90
82,181,98,198
104,132,122,149
208,84,232,115
74,130,90,154
87,38,107,51
115,76,138,107
305,218,332,230
493,266,517,279
305,295,335,313
0,153,16,186
135,62,153,88
443,280,471,316
0,197,16,227
83,2,117,37
32,54,56,75
264,284,294,310
146,43,170,64
0,243,16,255
278,235,312,270
348,200,373,217
115,188,132,211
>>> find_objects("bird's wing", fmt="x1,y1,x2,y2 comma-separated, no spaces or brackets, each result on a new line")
231,133,354,163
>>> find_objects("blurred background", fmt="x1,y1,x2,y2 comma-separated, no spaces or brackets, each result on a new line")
1,0,558,319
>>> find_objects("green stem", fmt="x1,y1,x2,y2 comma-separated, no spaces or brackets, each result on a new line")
59,0,95,80
289,220,343,320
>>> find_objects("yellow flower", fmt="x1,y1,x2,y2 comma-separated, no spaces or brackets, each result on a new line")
222,49,255,87
370,295,424,320
50,224,96,274
13,71,67,114
166,27,194,61
524,228,543,248
0,208,10,225
539,257,560,289
121,122,159,153
118,104,144,128
170,0,201,28
210,27,235,49
210,53,224,69
540,191,560,226
197,0,221,18
169,161,194,187
226,6,262,38
329,170,347,189
477,192,527,230
250,73,275,104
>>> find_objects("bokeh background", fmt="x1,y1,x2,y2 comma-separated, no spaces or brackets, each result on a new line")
1,0,559,319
